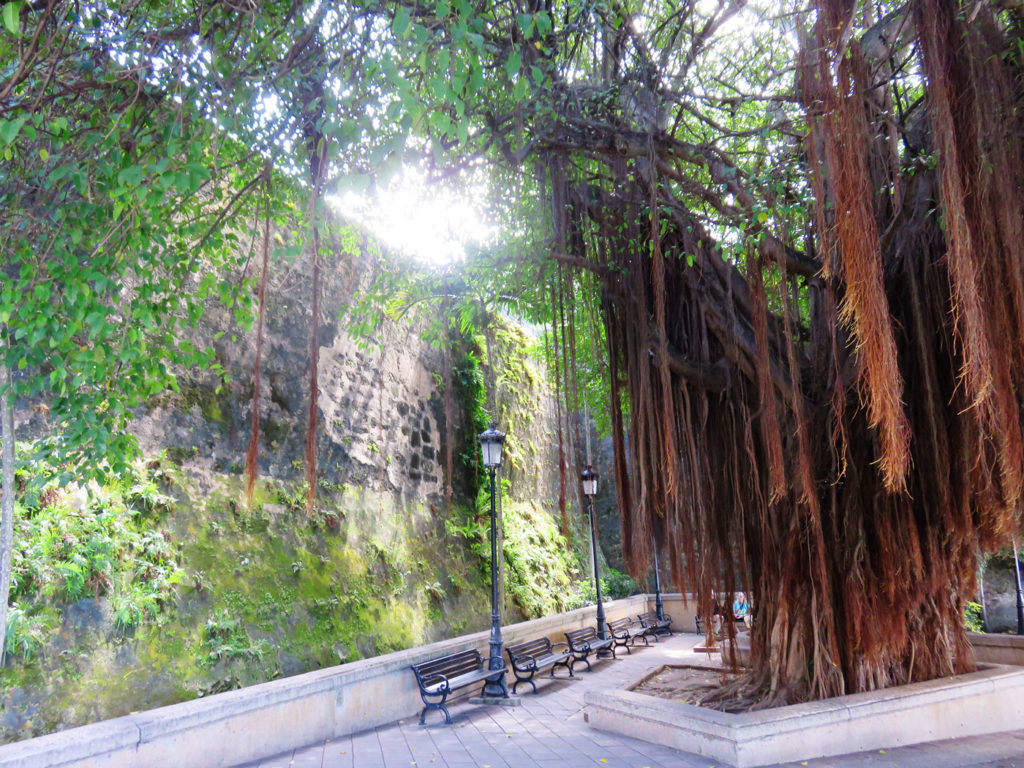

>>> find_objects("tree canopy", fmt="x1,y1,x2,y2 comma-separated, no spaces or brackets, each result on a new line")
4,0,1024,705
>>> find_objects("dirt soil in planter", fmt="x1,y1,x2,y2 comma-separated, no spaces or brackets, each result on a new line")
631,665,738,706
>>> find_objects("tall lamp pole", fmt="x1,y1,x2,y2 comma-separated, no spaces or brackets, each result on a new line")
582,466,607,641
1013,537,1024,636
652,539,665,624
478,425,509,698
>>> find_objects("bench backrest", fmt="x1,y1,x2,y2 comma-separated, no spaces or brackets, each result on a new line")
507,637,553,660
637,611,659,626
607,617,633,631
565,626,598,645
412,649,483,681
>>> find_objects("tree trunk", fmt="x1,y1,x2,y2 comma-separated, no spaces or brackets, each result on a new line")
533,2,1024,707
0,341,16,666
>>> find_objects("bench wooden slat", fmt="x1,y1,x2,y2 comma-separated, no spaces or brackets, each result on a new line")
505,636,573,693
607,617,651,653
637,610,672,639
421,667,500,695
411,649,507,724
564,626,616,671
416,649,483,679
507,638,554,659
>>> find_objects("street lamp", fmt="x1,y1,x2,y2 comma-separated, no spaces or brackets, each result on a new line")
582,465,607,642
1013,537,1024,636
478,424,509,698
652,538,665,625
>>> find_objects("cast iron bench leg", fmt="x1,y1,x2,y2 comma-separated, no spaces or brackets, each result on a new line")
419,693,452,726
512,667,536,695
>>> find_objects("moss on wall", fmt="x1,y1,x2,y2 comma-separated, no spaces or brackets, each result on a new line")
1,309,604,743
0,463,497,741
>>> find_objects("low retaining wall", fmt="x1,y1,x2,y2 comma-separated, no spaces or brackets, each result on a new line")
586,662,1024,768
969,631,1024,666
0,594,656,768
652,592,698,632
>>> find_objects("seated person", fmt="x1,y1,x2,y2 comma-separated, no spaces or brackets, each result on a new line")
733,592,750,622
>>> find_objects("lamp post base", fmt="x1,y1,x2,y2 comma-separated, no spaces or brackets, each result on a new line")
480,668,509,699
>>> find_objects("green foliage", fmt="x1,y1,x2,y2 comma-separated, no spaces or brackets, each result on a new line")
964,601,985,633
4,604,59,661
111,579,161,632
565,580,597,611
451,339,490,493
10,452,185,628
0,83,256,483
501,499,579,618
601,568,639,599
201,609,265,664
565,568,638,610
445,508,489,573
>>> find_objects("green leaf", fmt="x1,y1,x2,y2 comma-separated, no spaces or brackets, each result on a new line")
393,6,411,37
505,51,521,78
535,11,552,36
117,165,144,187
517,13,533,37
2,1,21,36
0,114,29,145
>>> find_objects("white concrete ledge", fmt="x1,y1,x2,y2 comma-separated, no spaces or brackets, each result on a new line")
0,594,654,768
585,662,1024,768
969,631,1024,666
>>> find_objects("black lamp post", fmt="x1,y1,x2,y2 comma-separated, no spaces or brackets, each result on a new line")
652,539,665,625
1013,537,1024,636
582,465,607,641
478,424,509,698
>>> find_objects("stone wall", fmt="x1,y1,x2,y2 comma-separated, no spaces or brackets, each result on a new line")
133,231,458,506
2,220,594,741
979,555,1024,634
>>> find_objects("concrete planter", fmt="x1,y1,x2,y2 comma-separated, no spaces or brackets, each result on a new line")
969,631,1024,666
585,662,1024,768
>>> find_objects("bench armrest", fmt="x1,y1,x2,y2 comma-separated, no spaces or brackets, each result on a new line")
510,654,538,671
418,671,451,691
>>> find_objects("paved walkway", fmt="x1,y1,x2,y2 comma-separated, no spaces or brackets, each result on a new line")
235,633,1024,768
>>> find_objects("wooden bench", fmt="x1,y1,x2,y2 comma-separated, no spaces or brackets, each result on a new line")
637,610,672,638
505,636,573,693
564,626,616,670
607,616,651,653
410,649,507,724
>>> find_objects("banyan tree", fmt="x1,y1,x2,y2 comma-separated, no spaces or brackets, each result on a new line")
4,0,1024,709
469,1,1024,706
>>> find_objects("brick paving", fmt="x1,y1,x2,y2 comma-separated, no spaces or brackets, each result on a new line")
234,633,1024,768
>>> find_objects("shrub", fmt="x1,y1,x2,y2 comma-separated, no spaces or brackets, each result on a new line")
964,601,985,633
4,605,59,661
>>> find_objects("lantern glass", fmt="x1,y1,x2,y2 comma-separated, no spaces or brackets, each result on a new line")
581,466,598,496
478,424,505,468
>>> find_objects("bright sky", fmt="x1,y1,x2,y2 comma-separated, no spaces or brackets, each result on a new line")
328,167,496,267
